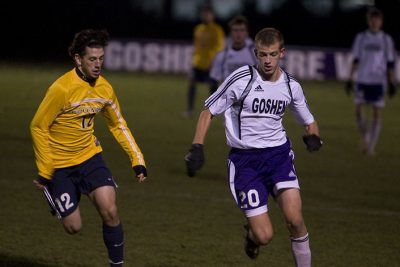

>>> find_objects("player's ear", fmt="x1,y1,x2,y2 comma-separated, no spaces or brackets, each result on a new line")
253,49,257,57
74,54,82,67
280,47,286,58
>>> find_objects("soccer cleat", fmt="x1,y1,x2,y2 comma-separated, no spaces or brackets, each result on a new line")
244,225,259,259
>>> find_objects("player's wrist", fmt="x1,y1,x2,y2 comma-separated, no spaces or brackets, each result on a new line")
133,165,147,177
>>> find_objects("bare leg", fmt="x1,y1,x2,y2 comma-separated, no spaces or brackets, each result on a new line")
368,106,381,155
355,104,369,153
61,207,82,234
89,186,123,267
277,188,311,267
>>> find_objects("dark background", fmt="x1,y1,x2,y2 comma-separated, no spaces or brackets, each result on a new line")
1,0,399,63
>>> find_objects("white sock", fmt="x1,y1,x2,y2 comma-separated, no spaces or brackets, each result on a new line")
291,233,311,267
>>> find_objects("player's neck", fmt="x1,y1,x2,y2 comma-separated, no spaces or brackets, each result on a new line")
257,66,282,82
232,42,246,50
75,67,97,85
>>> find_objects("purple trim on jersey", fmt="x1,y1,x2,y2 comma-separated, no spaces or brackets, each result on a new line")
205,68,251,108
238,66,254,139
228,139,299,217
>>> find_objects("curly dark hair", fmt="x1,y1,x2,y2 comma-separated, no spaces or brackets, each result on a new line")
68,29,109,58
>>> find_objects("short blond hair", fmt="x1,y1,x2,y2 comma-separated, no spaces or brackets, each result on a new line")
254,27,284,49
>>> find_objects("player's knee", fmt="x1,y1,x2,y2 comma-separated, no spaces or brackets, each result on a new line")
285,217,305,234
63,222,82,234
254,230,273,246
101,205,119,225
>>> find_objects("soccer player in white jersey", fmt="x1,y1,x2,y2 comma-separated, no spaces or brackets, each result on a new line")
346,7,397,155
185,27,322,266
209,15,257,84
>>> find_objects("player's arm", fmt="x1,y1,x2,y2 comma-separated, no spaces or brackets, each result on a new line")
345,34,362,95
185,66,250,176
386,35,397,98
215,26,225,52
302,121,323,152
30,85,65,181
185,109,213,177
102,92,147,182
289,83,322,152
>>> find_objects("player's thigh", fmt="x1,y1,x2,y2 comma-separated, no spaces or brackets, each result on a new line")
89,185,119,223
48,169,81,218
228,158,269,217
276,188,307,235
61,206,82,234
247,212,273,244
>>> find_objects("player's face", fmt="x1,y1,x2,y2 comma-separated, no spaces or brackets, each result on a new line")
75,47,105,80
230,24,248,48
201,10,214,24
367,16,383,32
255,42,285,81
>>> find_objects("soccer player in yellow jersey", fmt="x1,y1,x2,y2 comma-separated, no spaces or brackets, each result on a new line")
30,29,147,267
183,5,225,118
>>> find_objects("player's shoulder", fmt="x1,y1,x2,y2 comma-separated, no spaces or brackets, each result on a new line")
230,65,253,77
282,70,302,89
98,75,112,87
221,65,254,87
48,69,75,93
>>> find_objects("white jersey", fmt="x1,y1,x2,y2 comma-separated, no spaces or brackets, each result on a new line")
205,65,315,149
209,40,257,82
352,30,396,85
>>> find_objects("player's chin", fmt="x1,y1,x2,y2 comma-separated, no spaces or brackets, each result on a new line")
91,70,101,78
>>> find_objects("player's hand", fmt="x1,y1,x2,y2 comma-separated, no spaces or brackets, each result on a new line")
33,176,50,190
388,82,397,98
302,134,323,152
345,80,353,96
133,165,147,182
185,144,204,177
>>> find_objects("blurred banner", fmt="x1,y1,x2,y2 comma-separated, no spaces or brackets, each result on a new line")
105,39,400,81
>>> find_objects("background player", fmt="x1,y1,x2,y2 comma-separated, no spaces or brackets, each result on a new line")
185,27,322,266
345,7,397,155
182,5,225,118
209,15,257,84
30,29,147,267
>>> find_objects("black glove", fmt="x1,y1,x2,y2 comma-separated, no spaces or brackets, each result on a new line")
345,80,353,95
133,165,147,177
302,134,323,152
185,144,204,177
388,82,397,98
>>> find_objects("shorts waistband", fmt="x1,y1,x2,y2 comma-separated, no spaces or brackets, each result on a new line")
230,139,291,154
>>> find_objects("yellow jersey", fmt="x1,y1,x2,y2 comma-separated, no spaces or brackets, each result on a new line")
192,22,225,70
30,68,145,179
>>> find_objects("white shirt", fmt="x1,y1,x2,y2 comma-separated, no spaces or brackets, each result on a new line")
209,40,257,82
205,65,315,149
352,30,396,85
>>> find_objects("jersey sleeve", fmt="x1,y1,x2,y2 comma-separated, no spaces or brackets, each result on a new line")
288,82,315,126
205,66,252,116
30,84,66,179
102,89,146,168
351,32,363,61
209,51,224,82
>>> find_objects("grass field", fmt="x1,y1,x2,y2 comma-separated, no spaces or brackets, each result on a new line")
0,64,399,267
